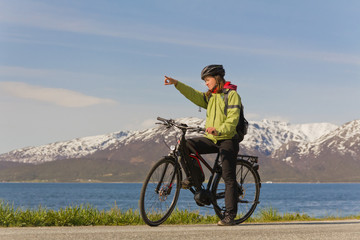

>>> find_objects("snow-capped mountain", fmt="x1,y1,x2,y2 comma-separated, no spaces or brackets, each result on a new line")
1,117,359,182
0,117,338,164
0,131,128,164
0,118,205,164
268,119,360,182
273,119,360,163
299,119,360,157
240,119,337,155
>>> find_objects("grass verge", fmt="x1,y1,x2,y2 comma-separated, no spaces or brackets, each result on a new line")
0,201,358,227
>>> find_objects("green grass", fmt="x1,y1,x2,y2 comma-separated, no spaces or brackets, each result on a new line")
0,201,358,227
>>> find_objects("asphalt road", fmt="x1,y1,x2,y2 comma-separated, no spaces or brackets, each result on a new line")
0,220,359,240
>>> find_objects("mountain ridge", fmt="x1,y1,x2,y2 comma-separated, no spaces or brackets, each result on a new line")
0,118,338,164
1,118,359,183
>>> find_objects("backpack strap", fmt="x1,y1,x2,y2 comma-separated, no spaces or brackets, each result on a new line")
224,89,248,139
203,92,212,104
205,89,241,116
223,89,241,116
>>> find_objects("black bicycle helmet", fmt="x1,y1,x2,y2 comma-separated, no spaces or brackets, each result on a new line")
201,64,225,80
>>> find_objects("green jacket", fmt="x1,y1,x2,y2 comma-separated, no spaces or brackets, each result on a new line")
175,81,241,143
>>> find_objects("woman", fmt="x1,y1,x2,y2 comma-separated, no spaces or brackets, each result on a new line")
164,64,242,226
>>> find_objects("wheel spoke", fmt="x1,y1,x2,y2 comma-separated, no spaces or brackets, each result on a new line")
212,160,260,224
139,157,181,226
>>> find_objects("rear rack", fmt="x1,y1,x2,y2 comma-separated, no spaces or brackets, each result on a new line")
237,155,258,163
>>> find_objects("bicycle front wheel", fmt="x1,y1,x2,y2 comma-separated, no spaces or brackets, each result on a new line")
139,156,181,226
212,160,260,224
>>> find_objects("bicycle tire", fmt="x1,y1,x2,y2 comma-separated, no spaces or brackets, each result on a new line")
139,156,181,226
212,159,260,224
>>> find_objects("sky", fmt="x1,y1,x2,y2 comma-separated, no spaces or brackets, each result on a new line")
0,0,359,154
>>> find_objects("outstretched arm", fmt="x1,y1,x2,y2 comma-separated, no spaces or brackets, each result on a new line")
163,75,208,109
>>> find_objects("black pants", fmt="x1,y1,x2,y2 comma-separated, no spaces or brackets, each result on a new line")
186,137,239,216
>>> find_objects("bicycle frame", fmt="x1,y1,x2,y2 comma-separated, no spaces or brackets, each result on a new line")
170,125,222,196
188,152,221,194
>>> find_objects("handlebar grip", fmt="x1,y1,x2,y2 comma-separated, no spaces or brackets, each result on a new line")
157,117,167,122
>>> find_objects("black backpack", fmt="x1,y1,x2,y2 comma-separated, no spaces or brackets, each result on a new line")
223,89,248,142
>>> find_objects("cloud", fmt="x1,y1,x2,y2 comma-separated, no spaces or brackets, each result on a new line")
245,113,262,121
263,115,290,123
0,82,116,107
140,118,157,129
0,66,109,82
2,1,360,66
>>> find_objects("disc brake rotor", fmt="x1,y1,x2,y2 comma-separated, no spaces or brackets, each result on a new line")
158,184,172,201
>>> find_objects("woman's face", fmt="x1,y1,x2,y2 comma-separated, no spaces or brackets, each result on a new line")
204,76,217,90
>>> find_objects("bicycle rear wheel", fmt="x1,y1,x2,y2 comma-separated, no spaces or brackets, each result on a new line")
139,156,181,226
212,160,260,224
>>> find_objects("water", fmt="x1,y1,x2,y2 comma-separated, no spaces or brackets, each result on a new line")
0,183,359,218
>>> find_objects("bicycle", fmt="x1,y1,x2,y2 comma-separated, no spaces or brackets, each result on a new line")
139,117,261,226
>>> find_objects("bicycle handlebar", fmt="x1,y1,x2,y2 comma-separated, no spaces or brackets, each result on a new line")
156,117,169,123
157,117,205,133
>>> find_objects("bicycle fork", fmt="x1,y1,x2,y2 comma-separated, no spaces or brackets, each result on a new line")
154,159,177,199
